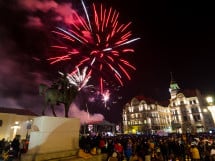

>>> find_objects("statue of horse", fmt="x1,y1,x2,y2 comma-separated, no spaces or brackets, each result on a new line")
39,81,78,118
39,67,90,117
39,84,59,117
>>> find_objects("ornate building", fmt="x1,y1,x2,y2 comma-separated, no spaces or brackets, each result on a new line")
123,96,171,134
122,78,215,134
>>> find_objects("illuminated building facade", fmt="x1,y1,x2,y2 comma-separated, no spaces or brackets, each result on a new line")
123,96,171,134
0,107,37,140
168,77,214,134
122,78,215,134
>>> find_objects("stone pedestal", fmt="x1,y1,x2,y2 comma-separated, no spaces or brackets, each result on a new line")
21,116,80,161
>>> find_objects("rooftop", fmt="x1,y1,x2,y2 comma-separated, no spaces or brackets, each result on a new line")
0,107,38,116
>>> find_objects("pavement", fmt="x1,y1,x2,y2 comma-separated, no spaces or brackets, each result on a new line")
18,153,107,161
48,154,107,161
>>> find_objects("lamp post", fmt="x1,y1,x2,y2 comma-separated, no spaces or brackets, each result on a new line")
206,96,215,128
206,96,213,105
26,119,33,140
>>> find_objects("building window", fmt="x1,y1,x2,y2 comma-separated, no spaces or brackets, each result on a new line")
183,116,188,121
128,106,134,113
139,105,143,111
135,120,139,125
0,120,2,126
191,107,199,113
151,105,155,110
193,115,201,122
131,120,134,125
144,104,147,110
173,110,178,115
151,112,154,117
135,113,139,118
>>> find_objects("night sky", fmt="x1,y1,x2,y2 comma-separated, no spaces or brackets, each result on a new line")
0,0,215,124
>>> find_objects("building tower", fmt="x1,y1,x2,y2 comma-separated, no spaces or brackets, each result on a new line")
169,72,180,99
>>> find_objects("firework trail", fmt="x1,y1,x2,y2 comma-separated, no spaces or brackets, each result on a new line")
102,89,110,107
48,0,140,95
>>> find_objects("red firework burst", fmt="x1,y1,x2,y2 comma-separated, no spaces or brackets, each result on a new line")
48,1,140,93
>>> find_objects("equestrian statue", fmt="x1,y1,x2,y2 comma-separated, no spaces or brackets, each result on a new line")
39,67,90,117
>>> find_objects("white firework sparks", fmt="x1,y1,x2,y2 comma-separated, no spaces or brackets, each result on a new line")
67,66,91,91
102,90,110,107
58,66,91,91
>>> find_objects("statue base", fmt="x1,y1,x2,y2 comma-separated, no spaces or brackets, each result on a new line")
21,116,80,161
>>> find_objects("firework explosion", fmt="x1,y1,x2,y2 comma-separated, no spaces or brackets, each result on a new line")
66,66,91,91
48,0,140,98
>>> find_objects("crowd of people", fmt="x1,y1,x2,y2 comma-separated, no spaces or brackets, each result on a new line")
0,135,28,161
2,133,215,161
79,132,215,161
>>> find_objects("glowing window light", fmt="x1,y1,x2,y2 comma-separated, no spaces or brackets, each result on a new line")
11,121,20,139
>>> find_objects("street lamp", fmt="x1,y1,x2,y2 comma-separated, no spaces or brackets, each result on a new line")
26,119,33,140
206,96,213,105
203,109,208,113
206,96,215,126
